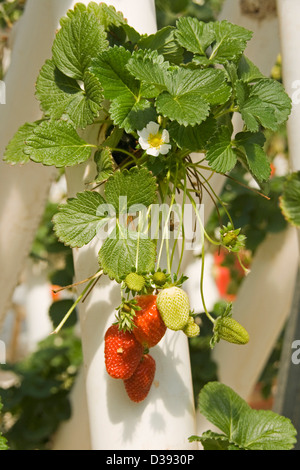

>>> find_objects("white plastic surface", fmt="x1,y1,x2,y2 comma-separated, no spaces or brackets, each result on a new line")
0,0,59,325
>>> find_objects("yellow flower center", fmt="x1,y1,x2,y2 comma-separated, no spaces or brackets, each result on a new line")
148,132,163,148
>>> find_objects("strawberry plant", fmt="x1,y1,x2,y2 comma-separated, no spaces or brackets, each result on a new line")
2,1,297,448
190,382,297,450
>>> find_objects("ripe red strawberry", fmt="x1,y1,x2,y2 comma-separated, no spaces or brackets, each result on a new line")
124,354,156,403
104,324,144,380
132,294,167,348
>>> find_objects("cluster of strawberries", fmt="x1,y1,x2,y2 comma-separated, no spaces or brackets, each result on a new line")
104,272,201,403
104,294,166,403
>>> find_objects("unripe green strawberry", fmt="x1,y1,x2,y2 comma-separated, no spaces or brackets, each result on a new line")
213,316,249,345
183,316,200,338
152,271,167,287
125,272,146,292
156,286,190,331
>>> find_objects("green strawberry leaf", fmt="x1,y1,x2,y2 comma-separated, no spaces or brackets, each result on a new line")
164,67,230,105
156,66,231,126
90,46,139,101
168,117,217,152
104,167,157,214
23,120,95,167
187,69,232,106
176,19,252,64
126,50,169,96
197,382,297,450
127,50,231,127
109,96,156,133
279,171,300,227
90,46,150,132
235,131,271,182
53,168,157,249
52,4,108,80
138,25,184,64
175,16,215,56
156,90,210,127
36,59,103,128
85,3,142,48
94,147,116,183
98,225,156,283
3,121,41,165
209,20,253,63
86,2,125,29
249,79,292,128
237,55,264,83
53,191,108,248
241,409,298,450
206,126,237,173
236,79,292,132
189,431,233,450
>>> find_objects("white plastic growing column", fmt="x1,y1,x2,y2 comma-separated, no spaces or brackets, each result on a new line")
272,0,300,436
277,0,300,174
0,0,59,326
277,0,300,249
54,0,198,450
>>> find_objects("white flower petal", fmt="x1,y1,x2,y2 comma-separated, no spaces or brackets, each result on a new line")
137,128,149,140
146,121,160,135
139,137,151,150
161,129,170,143
160,143,172,155
146,147,160,157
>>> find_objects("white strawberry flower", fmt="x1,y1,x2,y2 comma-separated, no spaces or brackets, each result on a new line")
137,121,171,157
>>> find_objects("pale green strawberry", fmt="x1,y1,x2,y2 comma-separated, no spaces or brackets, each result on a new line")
125,272,146,292
156,286,190,331
152,271,167,287
213,316,249,345
183,316,200,338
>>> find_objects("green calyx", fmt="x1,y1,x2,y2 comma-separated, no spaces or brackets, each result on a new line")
220,223,246,253
152,270,188,290
115,299,141,332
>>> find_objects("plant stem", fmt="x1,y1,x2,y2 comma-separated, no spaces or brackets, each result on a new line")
51,270,103,334
52,270,102,293
185,189,221,246
200,237,216,325
108,147,139,164
172,170,187,277
156,164,178,272
237,252,251,276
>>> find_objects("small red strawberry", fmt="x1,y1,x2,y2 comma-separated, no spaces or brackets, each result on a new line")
104,324,144,380
132,294,167,348
123,354,156,403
